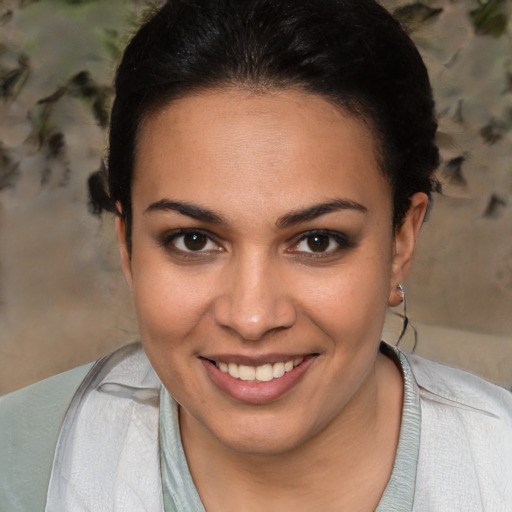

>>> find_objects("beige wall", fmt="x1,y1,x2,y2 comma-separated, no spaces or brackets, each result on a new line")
1,0,511,394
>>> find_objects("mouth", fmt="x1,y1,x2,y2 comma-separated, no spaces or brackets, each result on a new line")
213,357,304,382
200,354,316,403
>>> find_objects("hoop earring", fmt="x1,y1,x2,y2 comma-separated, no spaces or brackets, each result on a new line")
393,284,418,352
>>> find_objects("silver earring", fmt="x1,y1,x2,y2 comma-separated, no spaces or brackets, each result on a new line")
397,283,405,304
394,284,418,352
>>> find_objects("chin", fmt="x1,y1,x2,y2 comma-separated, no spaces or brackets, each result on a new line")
193,405,325,458
217,428,311,457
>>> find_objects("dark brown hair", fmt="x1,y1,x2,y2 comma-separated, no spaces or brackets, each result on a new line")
90,0,440,250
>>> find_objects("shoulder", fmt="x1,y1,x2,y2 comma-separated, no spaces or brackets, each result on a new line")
0,342,157,511
406,353,512,511
0,362,93,415
0,363,93,511
0,362,94,444
407,352,512,419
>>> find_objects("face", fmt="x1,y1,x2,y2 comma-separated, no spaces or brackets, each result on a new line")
117,89,426,456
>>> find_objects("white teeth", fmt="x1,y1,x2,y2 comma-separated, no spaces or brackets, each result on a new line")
216,357,305,382
255,364,274,382
228,363,239,378
238,365,256,381
272,362,285,378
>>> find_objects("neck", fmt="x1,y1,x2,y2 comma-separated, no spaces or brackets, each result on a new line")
180,351,403,512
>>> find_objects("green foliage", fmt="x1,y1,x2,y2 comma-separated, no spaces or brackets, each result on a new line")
124,0,165,40
18,0,41,8
0,142,20,190
0,53,30,101
65,0,99,4
0,8,14,26
469,0,509,37
28,101,55,149
480,118,509,144
440,156,467,186
1,0,511,201
393,3,443,32
101,28,122,61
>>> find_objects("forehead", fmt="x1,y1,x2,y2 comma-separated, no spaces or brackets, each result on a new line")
132,89,390,220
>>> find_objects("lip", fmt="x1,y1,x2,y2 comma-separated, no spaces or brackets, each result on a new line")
200,352,308,366
200,354,317,404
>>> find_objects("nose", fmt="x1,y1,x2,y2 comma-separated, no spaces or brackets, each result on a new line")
213,253,297,341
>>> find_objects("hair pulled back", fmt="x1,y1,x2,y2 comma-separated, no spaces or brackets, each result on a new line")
94,0,440,248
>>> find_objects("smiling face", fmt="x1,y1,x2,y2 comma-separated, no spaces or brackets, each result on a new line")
117,88,427,456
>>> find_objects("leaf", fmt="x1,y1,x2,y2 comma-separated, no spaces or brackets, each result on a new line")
37,86,68,105
504,71,512,94
0,143,20,191
46,132,65,159
102,28,122,61
480,118,507,145
67,71,112,128
469,0,509,38
67,70,98,99
0,53,30,102
92,93,111,128
440,156,467,186
87,160,115,215
483,193,508,218
393,3,443,33
0,9,13,27
27,103,54,149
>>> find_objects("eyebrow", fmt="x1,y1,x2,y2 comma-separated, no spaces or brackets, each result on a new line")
276,199,367,229
144,199,227,225
144,197,367,228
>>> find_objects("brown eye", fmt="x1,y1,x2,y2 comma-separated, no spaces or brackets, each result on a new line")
165,230,219,254
306,235,330,252
290,230,353,257
183,232,208,251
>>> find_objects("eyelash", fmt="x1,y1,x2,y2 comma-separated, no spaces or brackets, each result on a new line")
159,228,222,258
159,228,354,259
287,229,355,258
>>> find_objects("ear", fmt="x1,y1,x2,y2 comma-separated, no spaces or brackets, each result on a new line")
115,205,133,290
388,192,429,307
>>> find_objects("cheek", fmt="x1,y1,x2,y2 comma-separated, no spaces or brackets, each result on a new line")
131,254,224,356
133,274,204,340
130,266,207,398
294,252,392,341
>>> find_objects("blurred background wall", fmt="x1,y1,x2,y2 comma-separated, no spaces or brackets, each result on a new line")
1,0,511,394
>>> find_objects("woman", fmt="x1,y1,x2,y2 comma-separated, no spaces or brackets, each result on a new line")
1,0,511,510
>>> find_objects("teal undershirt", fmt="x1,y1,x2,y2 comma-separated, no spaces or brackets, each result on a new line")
159,344,421,512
